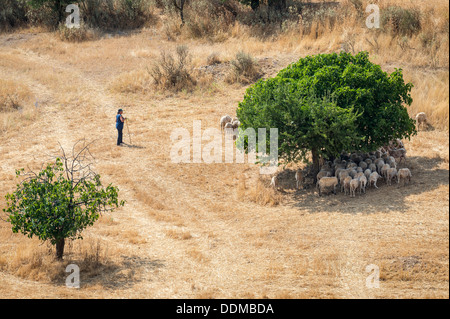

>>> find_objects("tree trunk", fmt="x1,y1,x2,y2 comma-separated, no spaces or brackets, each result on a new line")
56,238,65,260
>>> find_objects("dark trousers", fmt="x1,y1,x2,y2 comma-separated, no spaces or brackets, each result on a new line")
117,128,123,145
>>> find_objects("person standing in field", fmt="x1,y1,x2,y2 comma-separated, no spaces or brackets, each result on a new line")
116,109,126,146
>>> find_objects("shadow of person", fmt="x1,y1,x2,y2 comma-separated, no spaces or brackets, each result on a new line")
121,143,146,149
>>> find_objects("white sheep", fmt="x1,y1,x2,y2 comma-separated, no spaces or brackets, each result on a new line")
317,170,332,181
364,169,372,181
220,115,232,130
348,169,357,178
270,175,279,191
349,178,360,198
390,148,407,164
358,175,367,194
359,161,368,170
338,170,350,185
376,160,385,175
415,112,428,131
381,164,391,180
369,172,381,189
343,176,353,195
398,168,412,187
317,177,339,196
386,167,398,186
231,119,240,130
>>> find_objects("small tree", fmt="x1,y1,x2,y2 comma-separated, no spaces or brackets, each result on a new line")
237,51,416,175
3,141,125,259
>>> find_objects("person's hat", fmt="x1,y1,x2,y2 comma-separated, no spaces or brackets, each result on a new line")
118,108,123,113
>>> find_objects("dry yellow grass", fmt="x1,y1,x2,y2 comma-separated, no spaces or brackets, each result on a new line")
0,0,448,299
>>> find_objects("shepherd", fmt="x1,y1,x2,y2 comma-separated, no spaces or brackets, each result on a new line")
116,109,127,146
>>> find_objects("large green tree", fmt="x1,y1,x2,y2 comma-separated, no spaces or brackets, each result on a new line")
236,51,416,174
3,142,125,259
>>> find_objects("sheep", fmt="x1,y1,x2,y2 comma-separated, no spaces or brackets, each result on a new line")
356,167,363,173
270,175,279,191
295,170,303,190
386,167,398,186
231,119,240,130
376,160,385,175
335,168,345,180
369,163,377,173
364,158,372,166
381,164,391,180
386,157,397,169
390,148,407,164
359,161,368,170
358,175,368,194
415,112,428,131
338,170,350,185
349,178,360,198
369,172,381,189
374,158,384,166
343,176,353,195
348,169,358,178
398,168,412,187
364,169,372,181
347,162,357,169
317,170,332,181
220,115,232,130
355,172,364,179
317,177,339,196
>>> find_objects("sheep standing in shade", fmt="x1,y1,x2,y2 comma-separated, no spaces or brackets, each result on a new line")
386,167,398,186
369,172,381,189
398,168,412,187
349,179,360,198
317,177,339,196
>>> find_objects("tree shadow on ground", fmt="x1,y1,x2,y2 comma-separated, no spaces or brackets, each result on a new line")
277,156,449,215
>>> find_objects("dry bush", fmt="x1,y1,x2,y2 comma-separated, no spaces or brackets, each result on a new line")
149,45,197,92
225,51,261,84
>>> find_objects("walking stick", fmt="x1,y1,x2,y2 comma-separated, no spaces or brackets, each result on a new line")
126,119,132,145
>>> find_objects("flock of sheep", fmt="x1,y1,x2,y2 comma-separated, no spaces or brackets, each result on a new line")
271,138,413,197
220,112,427,198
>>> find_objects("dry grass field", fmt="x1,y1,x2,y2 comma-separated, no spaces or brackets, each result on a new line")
0,0,448,299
